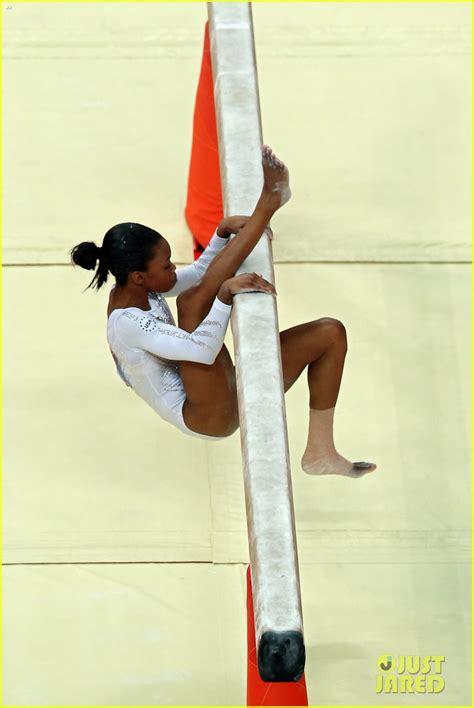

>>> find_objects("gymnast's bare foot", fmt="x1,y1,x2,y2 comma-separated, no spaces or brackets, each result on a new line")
261,145,291,209
301,451,377,478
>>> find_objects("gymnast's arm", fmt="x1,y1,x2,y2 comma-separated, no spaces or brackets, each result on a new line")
198,200,275,302
159,229,230,298
114,295,233,365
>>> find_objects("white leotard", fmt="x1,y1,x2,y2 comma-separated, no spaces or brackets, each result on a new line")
107,229,232,440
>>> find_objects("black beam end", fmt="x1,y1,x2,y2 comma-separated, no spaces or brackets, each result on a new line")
258,630,305,682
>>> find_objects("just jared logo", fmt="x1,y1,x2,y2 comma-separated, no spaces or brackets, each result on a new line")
376,654,445,693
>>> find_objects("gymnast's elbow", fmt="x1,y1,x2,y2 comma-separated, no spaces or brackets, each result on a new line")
187,349,218,366
203,350,219,365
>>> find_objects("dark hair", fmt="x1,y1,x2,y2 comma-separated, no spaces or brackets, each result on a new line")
69,222,164,292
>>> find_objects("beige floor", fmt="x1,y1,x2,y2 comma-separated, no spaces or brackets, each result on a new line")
2,2,471,706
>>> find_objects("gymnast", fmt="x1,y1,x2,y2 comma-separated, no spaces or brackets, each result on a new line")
70,145,376,477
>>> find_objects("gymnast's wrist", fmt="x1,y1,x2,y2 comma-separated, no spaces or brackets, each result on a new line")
216,221,231,238
217,284,233,305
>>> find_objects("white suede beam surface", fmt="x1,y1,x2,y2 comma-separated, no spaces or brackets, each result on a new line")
207,1,305,661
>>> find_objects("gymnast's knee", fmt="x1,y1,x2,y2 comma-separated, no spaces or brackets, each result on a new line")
319,317,348,348
176,286,197,311
177,286,200,315
177,285,211,330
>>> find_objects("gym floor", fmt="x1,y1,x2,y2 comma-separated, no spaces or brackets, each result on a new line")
3,2,471,705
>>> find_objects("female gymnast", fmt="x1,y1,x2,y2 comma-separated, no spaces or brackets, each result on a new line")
70,145,376,477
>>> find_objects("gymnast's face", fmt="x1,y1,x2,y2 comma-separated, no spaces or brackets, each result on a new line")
143,239,177,292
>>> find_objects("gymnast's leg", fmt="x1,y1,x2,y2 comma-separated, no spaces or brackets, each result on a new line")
175,145,290,436
280,317,377,478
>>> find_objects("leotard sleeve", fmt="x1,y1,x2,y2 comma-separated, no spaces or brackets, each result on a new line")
157,229,229,297
114,295,232,365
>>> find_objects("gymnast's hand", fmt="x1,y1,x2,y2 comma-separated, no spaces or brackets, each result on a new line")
216,215,250,238
217,273,277,304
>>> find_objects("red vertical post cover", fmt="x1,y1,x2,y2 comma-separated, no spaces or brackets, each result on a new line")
246,565,309,706
185,21,224,262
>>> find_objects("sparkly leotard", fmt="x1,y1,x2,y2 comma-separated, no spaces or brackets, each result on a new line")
106,230,232,440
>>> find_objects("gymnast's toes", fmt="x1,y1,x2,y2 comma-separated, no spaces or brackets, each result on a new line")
352,461,377,472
